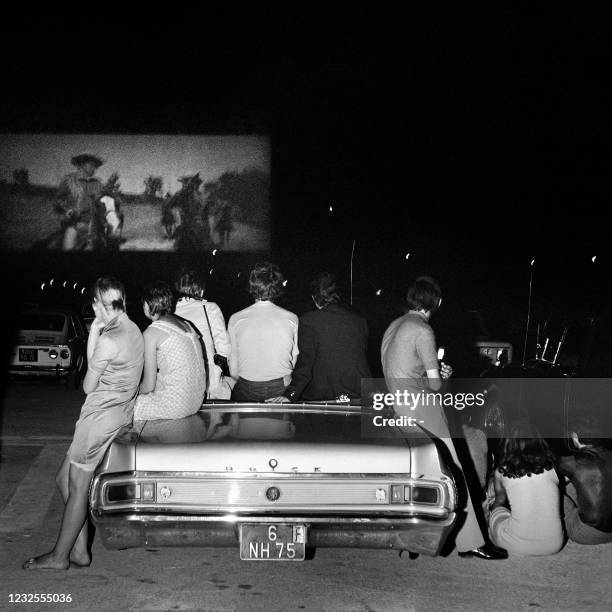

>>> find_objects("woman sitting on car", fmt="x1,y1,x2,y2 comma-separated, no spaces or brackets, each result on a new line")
23,276,144,570
134,281,207,421
174,267,233,399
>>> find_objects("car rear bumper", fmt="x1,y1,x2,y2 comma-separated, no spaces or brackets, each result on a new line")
9,364,75,377
91,513,456,556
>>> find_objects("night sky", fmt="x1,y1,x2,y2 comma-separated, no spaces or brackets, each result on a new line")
1,7,610,352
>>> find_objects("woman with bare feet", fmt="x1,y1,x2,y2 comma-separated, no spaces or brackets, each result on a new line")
22,277,144,570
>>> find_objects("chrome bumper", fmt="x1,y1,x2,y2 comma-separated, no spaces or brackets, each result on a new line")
91,513,456,556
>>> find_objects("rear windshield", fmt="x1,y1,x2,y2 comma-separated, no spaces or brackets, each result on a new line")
18,313,66,332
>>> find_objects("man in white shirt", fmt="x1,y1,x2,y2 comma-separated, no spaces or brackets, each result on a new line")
228,262,299,402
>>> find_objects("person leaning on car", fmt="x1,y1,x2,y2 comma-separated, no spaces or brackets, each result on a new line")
228,262,298,402
23,276,144,570
381,276,508,561
267,271,371,403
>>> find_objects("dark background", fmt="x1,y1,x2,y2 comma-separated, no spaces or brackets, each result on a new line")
1,6,611,372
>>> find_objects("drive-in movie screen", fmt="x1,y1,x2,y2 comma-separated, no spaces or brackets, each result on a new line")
0,134,270,252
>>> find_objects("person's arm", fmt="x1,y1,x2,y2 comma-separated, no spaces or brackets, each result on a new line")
491,470,509,509
416,328,447,391
228,316,239,378
268,320,315,403
290,316,299,367
139,327,160,394
83,333,117,394
208,302,231,358
558,455,576,482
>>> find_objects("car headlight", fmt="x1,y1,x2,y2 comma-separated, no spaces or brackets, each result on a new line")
49,349,58,359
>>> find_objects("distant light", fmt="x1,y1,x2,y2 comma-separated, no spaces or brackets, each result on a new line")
375,289,382,296
329,205,333,212
282,280,288,287
73,282,78,290
209,268,214,275
49,279,54,286
592,256,597,263
62,281,67,288
212,249,218,256
237,272,241,278
40,283,45,291
405,253,410,260
530,259,535,267
81,288,85,294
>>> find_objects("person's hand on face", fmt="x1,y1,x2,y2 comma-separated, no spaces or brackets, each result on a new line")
91,301,107,331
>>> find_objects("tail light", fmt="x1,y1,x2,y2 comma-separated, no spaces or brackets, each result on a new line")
106,481,156,503
60,348,70,359
386,482,443,506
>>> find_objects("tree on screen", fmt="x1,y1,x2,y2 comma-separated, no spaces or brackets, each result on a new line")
143,176,163,199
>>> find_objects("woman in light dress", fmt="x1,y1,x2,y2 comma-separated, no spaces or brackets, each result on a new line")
134,281,207,421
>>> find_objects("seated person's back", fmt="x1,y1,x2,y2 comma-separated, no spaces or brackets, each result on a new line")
135,281,206,420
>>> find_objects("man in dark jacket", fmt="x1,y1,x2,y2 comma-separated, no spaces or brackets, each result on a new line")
267,272,371,403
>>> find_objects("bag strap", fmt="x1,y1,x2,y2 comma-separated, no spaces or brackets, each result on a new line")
202,303,217,354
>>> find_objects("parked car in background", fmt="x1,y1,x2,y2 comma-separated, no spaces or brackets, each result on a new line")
90,403,458,560
435,308,513,376
8,306,88,388
81,302,95,332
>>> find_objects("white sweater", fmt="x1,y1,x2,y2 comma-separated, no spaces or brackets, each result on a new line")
174,297,231,397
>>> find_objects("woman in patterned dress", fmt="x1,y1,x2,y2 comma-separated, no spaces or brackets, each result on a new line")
134,281,207,421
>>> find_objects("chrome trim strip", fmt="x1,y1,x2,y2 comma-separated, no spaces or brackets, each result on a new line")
92,513,454,525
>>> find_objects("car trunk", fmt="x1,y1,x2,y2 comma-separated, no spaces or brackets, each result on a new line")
132,409,413,474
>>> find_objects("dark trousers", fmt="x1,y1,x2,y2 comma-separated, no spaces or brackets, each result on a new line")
231,377,286,402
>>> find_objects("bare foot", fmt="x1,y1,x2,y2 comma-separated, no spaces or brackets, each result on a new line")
69,550,91,567
22,552,69,571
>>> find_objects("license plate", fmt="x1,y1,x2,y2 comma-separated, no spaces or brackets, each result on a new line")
239,524,306,561
19,348,38,362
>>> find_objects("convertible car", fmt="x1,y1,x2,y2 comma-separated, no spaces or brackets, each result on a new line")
89,404,458,560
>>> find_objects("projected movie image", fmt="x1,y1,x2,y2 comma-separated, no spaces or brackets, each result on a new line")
0,134,270,252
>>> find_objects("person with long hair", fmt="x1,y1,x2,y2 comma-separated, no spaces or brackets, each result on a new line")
489,422,564,556
23,277,144,570
134,281,207,420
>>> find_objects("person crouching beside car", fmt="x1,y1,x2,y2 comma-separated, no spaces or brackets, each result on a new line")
228,262,299,402
23,277,144,570
560,415,612,545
